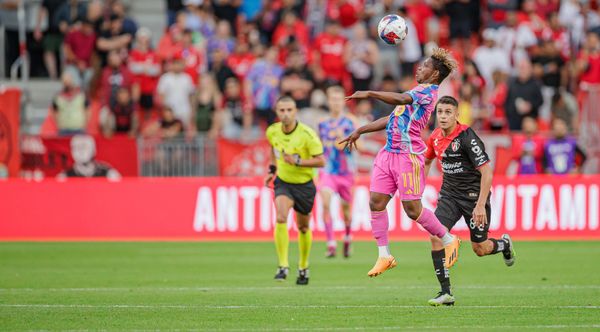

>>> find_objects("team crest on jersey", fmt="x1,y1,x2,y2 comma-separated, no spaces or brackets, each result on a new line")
451,139,460,152
394,105,406,116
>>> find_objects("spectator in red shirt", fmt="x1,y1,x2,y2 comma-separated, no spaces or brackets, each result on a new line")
547,12,571,61
312,19,347,84
129,28,161,114
405,0,434,46
63,18,97,92
227,42,256,82
157,24,185,63
99,50,135,108
327,0,361,35
272,10,309,50
576,31,600,87
180,29,206,86
489,70,509,131
517,0,550,39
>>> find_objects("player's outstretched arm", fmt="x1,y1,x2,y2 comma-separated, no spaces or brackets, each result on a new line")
346,90,413,106
338,116,388,151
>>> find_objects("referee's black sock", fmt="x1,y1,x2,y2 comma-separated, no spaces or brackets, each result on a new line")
431,249,451,294
489,238,510,254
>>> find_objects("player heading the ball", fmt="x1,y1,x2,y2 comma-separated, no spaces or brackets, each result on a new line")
340,48,461,277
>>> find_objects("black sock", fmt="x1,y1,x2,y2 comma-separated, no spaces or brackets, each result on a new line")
431,249,451,294
489,238,510,255
344,226,351,238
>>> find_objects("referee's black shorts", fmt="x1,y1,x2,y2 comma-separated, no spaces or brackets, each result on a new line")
435,194,491,243
274,177,317,215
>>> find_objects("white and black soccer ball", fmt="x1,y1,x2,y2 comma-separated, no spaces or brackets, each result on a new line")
377,14,408,45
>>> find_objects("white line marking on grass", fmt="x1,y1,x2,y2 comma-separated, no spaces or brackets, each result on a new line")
1,304,599,310
1,285,600,292
217,325,600,331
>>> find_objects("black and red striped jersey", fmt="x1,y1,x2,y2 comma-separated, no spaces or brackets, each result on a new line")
425,123,490,200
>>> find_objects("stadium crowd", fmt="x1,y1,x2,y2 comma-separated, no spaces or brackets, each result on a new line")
2,0,598,175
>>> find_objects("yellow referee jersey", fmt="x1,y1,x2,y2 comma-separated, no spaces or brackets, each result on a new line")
266,121,324,184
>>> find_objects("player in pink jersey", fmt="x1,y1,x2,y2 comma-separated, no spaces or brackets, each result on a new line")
318,86,358,258
340,48,461,277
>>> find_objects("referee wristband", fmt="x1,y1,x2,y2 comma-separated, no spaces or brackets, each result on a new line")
295,155,301,166
268,165,277,174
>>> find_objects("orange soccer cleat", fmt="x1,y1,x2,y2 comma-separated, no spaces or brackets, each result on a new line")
367,256,397,277
444,236,461,268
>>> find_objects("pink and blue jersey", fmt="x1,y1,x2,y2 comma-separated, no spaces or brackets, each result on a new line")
384,84,439,154
318,116,356,175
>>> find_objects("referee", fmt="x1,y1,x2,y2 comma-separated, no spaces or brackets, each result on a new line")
265,96,325,285
424,96,516,306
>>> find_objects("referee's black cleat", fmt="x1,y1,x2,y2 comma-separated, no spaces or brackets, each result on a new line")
428,291,455,306
502,234,516,267
274,267,289,281
296,268,309,285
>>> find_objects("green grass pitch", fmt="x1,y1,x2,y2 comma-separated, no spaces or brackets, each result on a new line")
1,241,600,331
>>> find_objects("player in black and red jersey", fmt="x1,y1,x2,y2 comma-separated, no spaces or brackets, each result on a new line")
424,96,516,306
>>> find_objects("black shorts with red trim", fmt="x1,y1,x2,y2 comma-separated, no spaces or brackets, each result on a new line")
435,193,491,243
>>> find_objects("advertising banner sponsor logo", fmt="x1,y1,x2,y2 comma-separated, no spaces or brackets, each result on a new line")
0,176,598,241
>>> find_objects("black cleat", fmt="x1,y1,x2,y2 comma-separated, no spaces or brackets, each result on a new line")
296,268,309,285
274,267,289,281
502,234,516,267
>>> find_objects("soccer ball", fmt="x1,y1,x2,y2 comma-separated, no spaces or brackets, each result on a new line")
377,14,408,45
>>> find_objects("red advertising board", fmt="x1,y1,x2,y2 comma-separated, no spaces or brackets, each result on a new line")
0,176,598,241
0,88,21,177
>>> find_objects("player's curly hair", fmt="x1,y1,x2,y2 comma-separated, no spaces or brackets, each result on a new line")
430,48,457,83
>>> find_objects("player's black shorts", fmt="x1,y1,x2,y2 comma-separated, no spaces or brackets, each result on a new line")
435,194,491,243
274,177,317,215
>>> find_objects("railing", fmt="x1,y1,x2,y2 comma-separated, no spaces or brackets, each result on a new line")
137,136,218,177
579,83,600,174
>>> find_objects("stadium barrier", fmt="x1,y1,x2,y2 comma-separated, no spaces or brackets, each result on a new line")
138,136,218,177
1,176,598,241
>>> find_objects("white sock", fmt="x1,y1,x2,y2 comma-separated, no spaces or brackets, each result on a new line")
441,233,455,247
378,246,391,257
327,240,337,247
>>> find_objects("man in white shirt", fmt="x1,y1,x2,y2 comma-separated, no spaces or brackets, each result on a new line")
472,28,511,91
157,53,196,130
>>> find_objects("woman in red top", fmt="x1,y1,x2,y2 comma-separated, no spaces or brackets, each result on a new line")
129,28,161,113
